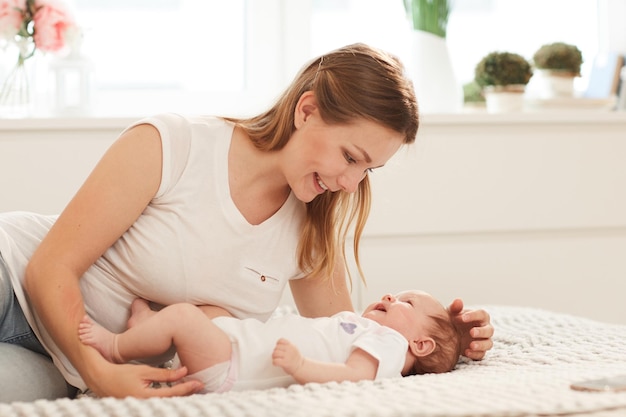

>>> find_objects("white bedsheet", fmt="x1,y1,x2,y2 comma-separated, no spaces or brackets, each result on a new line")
2,305,626,417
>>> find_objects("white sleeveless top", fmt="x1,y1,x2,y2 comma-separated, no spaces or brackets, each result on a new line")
0,114,306,390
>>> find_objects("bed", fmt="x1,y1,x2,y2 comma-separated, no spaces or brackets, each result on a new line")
1,305,625,417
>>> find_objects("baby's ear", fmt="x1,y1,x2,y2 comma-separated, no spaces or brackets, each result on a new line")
409,337,436,357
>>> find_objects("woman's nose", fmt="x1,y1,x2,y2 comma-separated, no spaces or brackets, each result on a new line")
337,170,363,193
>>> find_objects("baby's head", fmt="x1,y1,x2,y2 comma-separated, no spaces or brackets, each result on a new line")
362,290,461,375
412,305,461,375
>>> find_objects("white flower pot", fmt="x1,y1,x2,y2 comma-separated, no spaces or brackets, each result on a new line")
484,85,525,113
534,69,576,99
409,30,462,114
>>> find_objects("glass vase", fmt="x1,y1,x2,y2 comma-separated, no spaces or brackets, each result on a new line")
0,58,33,118
1,37,36,119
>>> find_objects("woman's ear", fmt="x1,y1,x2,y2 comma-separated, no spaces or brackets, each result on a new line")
294,91,318,129
409,337,436,357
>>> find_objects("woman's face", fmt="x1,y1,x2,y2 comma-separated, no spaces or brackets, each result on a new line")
282,93,404,203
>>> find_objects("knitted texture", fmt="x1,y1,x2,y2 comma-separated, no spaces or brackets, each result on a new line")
1,306,625,417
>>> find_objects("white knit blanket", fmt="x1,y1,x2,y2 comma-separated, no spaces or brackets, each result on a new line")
2,306,626,417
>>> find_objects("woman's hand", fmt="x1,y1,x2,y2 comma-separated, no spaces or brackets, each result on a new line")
84,354,204,398
448,298,494,360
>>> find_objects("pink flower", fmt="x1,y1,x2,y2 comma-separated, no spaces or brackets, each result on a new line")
0,0,27,41
32,0,75,52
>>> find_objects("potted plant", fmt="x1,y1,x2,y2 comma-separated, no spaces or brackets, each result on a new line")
532,42,583,98
474,51,533,113
403,0,461,113
462,80,485,111
403,0,451,38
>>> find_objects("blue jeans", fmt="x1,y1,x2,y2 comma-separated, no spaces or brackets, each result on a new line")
0,252,73,402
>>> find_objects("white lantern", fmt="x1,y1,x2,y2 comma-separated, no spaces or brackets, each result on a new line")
49,31,94,116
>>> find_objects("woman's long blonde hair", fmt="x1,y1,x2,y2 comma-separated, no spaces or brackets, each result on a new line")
228,43,418,286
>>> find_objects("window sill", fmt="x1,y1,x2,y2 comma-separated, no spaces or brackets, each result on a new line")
2,109,625,133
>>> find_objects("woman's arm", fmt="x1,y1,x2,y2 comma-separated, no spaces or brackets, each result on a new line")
272,338,377,384
289,257,354,318
24,125,202,398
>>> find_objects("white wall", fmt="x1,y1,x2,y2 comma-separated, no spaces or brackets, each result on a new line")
599,0,626,54
351,112,626,324
0,118,126,214
2,113,626,324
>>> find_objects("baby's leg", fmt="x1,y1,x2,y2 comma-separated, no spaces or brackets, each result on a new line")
127,298,157,329
79,298,158,363
81,303,232,375
78,316,122,363
159,304,233,375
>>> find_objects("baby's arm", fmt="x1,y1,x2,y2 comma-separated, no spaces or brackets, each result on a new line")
272,338,378,384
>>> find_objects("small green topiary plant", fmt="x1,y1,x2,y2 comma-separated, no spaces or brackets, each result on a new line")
463,81,485,103
474,51,533,88
532,42,583,76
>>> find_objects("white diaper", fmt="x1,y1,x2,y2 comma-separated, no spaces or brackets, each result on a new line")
179,352,238,393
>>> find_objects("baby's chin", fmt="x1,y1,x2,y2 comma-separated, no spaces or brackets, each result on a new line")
362,309,384,322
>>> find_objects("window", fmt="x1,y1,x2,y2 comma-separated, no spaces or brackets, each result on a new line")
12,0,611,117
68,0,253,116
309,0,599,93
75,0,245,91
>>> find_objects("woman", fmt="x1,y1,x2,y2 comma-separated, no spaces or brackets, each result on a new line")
0,43,493,401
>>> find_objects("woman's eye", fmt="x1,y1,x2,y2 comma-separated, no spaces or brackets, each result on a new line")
361,168,373,179
344,152,356,164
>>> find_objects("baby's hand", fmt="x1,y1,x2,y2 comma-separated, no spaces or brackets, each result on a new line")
272,338,304,376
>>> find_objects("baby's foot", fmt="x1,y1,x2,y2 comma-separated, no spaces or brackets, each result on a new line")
127,298,156,329
78,315,121,363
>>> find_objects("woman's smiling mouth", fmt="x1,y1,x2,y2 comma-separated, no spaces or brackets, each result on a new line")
315,173,328,192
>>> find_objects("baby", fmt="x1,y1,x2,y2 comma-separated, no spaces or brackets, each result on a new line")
78,290,461,392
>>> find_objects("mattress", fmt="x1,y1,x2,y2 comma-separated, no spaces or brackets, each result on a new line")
1,305,625,417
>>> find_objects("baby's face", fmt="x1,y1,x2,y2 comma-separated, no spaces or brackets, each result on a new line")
362,290,446,340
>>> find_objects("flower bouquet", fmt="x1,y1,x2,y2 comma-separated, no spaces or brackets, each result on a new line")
0,0,76,115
